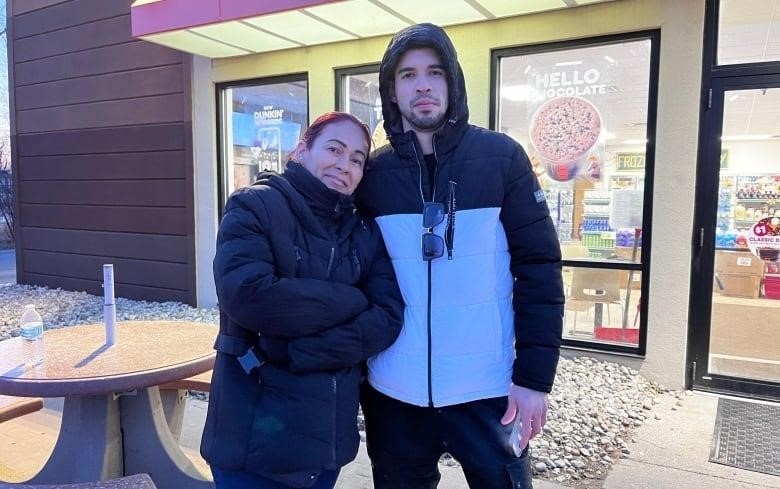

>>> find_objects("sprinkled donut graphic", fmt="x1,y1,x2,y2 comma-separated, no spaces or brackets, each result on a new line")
529,96,602,181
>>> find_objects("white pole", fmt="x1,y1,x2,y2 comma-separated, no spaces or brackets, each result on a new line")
103,264,117,346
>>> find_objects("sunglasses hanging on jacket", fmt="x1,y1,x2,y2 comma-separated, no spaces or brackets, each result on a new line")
421,180,457,261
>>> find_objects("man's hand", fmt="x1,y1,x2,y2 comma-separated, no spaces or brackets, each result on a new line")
500,384,548,452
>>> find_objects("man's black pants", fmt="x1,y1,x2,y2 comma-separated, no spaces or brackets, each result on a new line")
361,384,533,489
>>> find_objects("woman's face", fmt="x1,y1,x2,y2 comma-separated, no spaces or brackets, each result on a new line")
297,120,369,195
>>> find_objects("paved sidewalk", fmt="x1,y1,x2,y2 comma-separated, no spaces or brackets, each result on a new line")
602,393,780,489
1,392,778,488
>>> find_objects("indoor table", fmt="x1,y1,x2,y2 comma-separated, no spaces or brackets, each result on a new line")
0,321,217,489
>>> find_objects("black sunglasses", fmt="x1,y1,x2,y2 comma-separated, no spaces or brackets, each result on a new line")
422,202,445,261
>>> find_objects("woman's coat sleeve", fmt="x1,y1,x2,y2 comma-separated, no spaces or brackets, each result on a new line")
284,228,404,372
214,190,369,338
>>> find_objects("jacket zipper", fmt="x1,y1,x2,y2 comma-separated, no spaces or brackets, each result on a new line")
413,138,437,407
326,246,335,278
331,374,337,466
326,202,340,278
426,261,433,407
351,249,361,277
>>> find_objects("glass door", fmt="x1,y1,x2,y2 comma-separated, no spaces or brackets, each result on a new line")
691,76,780,400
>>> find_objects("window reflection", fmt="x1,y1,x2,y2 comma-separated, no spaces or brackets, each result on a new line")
220,78,308,196
337,69,385,148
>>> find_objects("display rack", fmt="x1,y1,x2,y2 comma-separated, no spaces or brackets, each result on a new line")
545,189,574,244
733,174,780,229
581,190,614,258
716,174,780,249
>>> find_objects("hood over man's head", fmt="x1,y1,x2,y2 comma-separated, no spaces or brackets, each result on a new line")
378,23,469,139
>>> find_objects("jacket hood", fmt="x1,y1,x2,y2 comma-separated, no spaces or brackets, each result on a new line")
378,23,469,144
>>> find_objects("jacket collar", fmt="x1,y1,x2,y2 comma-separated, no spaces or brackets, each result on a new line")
283,162,354,221
256,162,357,239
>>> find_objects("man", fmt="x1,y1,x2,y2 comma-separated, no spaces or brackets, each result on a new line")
356,23,564,488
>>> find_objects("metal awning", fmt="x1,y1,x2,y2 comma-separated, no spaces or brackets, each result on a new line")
131,0,617,58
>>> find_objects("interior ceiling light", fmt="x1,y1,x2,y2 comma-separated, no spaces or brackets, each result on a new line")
599,131,616,141
720,134,771,141
500,85,535,102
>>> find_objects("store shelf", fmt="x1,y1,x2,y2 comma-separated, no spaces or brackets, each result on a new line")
583,199,611,205
735,198,778,203
545,189,573,244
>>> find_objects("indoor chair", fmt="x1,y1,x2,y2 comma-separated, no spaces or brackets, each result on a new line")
565,267,624,336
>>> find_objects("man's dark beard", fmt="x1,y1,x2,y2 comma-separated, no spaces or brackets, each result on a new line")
409,113,446,131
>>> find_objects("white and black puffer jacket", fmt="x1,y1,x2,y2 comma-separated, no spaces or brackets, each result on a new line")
356,23,564,408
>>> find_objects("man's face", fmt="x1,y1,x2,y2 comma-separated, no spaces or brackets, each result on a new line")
391,47,449,134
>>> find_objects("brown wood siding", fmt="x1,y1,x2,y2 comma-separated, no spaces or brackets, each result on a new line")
13,0,128,37
15,41,182,86
19,181,187,207
12,0,69,16
16,124,186,156
24,251,189,290
10,0,197,305
14,16,133,63
15,65,185,110
21,228,189,263
24,274,190,303
16,93,185,133
17,152,186,180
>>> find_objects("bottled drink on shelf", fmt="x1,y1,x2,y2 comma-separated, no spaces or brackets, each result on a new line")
20,304,44,367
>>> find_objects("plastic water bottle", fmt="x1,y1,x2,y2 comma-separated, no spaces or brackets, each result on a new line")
20,304,44,367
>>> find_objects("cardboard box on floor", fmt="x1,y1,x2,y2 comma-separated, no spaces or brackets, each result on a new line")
717,273,762,298
714,250,764,299
715,250,764,275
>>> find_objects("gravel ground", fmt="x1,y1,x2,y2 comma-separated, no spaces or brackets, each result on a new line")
0,283,672,487
0,283,218,340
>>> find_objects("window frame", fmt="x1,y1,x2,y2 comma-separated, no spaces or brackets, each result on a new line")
215,72,310,212
490,30,661,355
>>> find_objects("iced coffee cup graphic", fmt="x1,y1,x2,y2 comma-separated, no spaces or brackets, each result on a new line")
529,96,602,182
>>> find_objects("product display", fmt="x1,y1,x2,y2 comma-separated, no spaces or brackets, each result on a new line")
545,189,574,244
581,190,614,258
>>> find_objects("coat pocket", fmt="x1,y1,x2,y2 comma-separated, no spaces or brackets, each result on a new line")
246,364,335,474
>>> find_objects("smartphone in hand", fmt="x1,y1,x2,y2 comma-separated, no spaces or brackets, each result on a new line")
509,416,522,457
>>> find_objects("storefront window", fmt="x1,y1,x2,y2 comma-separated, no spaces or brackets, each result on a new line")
717,0,780,65
493,33,657,349
336,66,385,148
711,87,780,383
218,76,308,199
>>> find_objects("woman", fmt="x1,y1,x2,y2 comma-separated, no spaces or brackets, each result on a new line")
201,112,403,489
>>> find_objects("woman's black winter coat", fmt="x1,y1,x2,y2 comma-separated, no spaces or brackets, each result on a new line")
200,163,403,486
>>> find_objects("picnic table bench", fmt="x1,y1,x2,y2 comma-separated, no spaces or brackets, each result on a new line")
159,370,212,440
0,395,43,424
